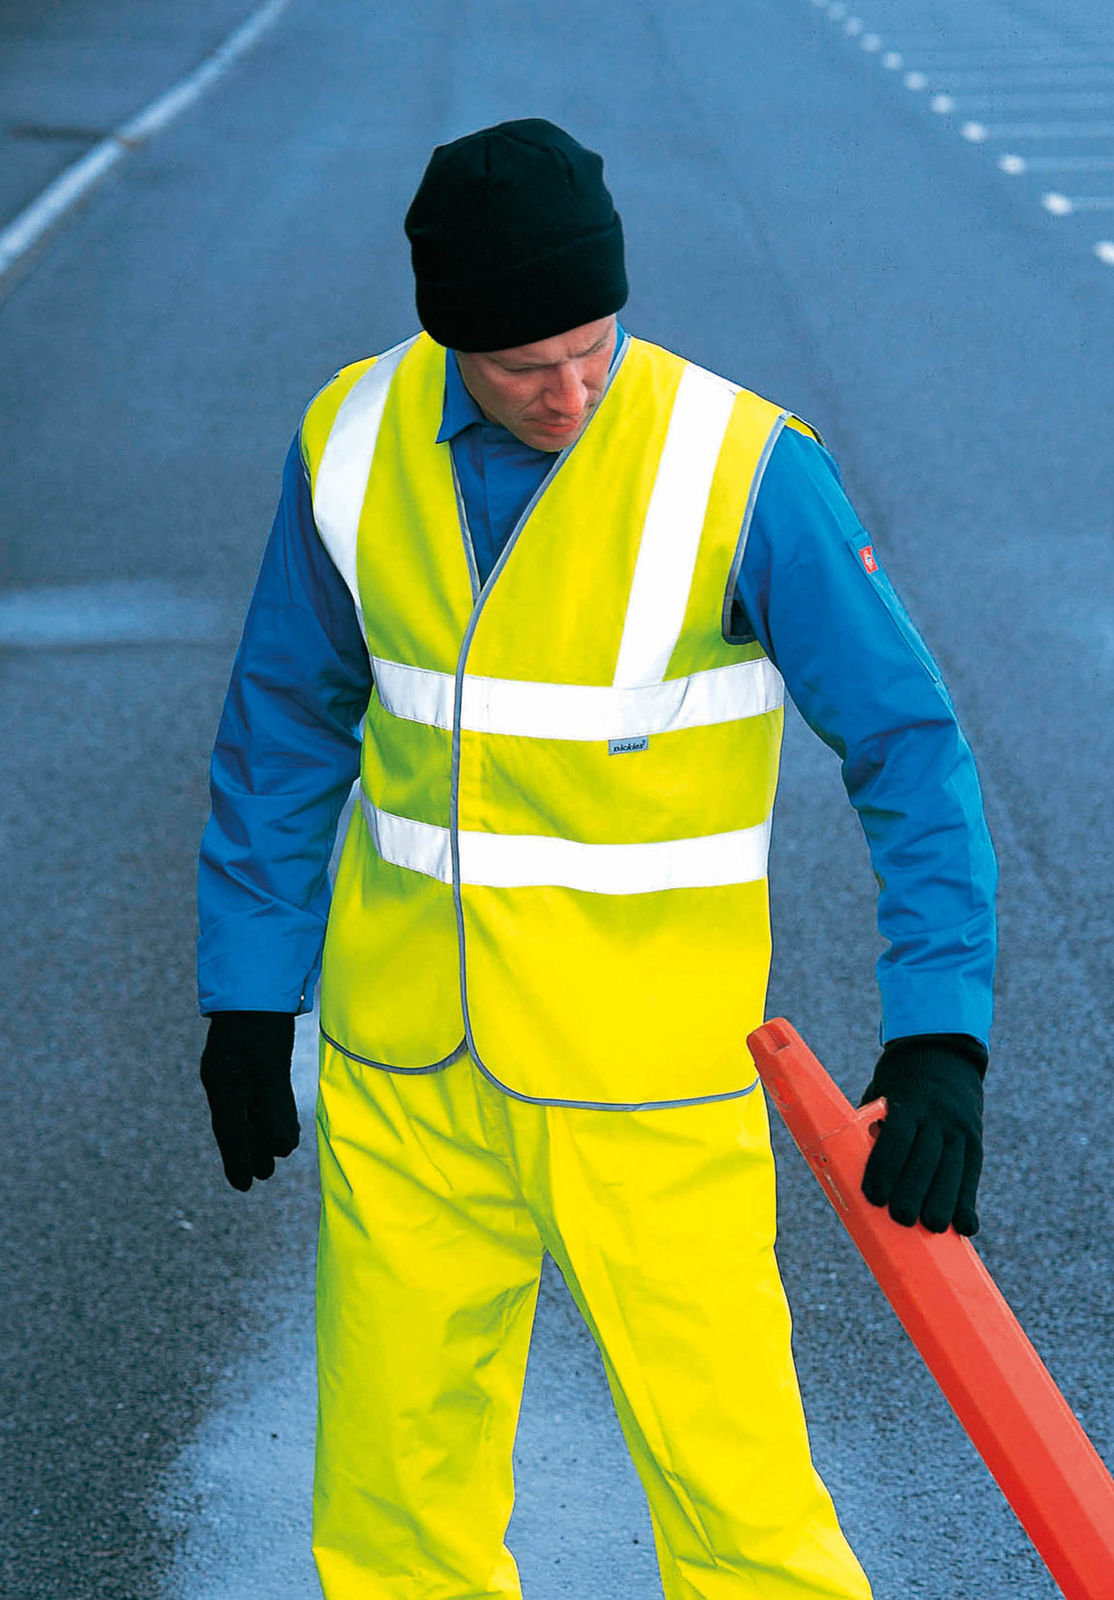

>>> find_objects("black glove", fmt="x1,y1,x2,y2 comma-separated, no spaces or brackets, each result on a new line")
859,1034,986,1235
199,1011,299,1191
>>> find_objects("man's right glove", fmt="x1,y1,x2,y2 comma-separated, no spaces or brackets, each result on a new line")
859,1034,986,1236
199,1011,299,1191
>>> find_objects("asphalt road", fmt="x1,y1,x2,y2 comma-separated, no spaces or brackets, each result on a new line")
2,1,1113,1596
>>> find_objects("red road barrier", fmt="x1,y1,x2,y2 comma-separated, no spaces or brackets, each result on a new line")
748,1016,1114,1600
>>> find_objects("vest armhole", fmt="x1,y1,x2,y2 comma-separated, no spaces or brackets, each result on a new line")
722,597,759,648
718,407,821,647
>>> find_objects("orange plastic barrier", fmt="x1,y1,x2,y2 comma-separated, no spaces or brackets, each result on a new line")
748,1017,1114,1600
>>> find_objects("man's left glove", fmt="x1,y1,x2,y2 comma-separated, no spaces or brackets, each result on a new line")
199,1011,299,1191
859,1034,987,1236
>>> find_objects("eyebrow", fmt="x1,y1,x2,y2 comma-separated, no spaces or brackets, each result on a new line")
498,330,611,369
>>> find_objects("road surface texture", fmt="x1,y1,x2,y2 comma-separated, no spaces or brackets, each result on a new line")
1,1,1112,1596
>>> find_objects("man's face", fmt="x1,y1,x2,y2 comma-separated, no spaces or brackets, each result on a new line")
455,315,617,452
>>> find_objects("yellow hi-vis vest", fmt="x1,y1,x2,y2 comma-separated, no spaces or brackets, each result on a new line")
301,331,817,1109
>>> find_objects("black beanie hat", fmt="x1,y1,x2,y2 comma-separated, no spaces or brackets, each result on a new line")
404,118,628,352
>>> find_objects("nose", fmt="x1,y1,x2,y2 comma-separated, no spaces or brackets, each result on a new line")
545,362,588,416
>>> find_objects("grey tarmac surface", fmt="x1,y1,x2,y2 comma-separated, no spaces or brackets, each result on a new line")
1,1,1112,1596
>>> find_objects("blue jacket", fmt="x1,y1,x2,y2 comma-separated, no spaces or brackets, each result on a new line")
198,337,997,1045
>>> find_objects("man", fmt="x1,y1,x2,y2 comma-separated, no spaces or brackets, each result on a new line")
198,120,995,1599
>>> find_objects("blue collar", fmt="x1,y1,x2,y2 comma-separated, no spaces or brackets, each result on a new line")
436,349,488,443
436,324,628,444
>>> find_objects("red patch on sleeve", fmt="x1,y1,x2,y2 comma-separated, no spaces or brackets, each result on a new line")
859,544,879,574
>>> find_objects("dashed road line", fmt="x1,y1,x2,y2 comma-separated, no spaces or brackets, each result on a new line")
807,0,1114,267
908,68,1114,86
1042,193,1114,215
999,155,1114,174
962,122,1114,141
933,94,1114,111
0,0,290,286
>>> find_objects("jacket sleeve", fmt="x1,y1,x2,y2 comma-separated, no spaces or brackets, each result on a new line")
733,425,997,1046
197,432,372,1015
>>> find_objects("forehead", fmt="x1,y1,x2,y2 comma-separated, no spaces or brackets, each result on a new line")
485,315,614,365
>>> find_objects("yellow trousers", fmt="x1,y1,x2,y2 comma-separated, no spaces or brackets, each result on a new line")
313,1042,872,1599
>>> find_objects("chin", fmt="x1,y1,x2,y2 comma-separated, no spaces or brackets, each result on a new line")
525,421,584,450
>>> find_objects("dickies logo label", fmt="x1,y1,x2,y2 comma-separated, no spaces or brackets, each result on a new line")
858,544,879,574
609,736,649,755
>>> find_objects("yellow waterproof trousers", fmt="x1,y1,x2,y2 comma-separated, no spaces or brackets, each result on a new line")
313,1042,872,1600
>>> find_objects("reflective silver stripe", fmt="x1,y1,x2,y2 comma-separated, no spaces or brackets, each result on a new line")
612,363,740,690
312,336,419,622
361,792,452,883
373,653,783,738
360,790,770,894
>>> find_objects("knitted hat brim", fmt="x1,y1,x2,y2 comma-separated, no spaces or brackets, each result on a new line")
415,216,628,352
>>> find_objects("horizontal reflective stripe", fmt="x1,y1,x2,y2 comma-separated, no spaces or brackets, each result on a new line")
360,791,770,894
372,654,783,740
613,362,740,690
361,794,452,883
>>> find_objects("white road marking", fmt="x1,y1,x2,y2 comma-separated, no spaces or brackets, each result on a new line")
962,120,1114,140
0,0,290,283
0,142,126,278
1045,193,1114,212
883,48,1114,66
929,93,1114,111
907,68,1114,87
1003,154,1114,172
816,4,1114,264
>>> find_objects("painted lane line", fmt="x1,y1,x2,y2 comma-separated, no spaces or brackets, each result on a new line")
881,49,1114,65
1044,193,1114,213
962,120,1114,141
905,71,928,91
862,35,883,52
0,0,290,284
930,93,1114,111
1001,154,1114,173
882,53,903,70
844,18,863,37
0,143,126,276
1095,241,1114,263
932,95,956,114
906,69,1114,87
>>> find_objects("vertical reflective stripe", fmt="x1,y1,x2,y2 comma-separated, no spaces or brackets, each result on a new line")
312,335,418,624
612,364,739,689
